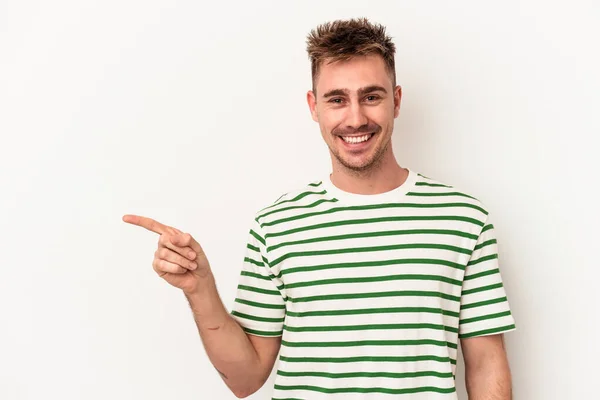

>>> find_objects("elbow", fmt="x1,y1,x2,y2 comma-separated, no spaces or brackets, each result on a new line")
228,379,264,399
233,391,250,399
232,385,259,399
222,360,271,398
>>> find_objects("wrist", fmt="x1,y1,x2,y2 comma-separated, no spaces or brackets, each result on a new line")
183,272,229,330
183,267,215,296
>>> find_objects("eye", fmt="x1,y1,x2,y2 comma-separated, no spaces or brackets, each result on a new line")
365,95,380,102
329,98,344,104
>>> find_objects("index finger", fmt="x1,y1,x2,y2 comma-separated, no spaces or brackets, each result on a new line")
122,214,168,235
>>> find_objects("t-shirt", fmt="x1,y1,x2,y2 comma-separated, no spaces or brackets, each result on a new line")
231,168,516,399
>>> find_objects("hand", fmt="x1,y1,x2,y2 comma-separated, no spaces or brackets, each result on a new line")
122,214,211,294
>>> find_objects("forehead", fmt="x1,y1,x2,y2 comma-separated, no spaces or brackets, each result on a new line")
315,54,392,94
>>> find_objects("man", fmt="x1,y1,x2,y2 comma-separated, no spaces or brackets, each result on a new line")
123,18,516,399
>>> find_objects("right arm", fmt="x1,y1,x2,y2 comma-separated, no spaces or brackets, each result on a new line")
122,214,281,398
185,271,281,398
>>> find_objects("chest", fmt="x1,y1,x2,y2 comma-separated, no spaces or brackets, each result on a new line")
268,218,476,307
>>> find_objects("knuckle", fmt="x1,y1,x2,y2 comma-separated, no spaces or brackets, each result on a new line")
158,234,166,245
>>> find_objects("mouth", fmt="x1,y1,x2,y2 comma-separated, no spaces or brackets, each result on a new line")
338,132,376,145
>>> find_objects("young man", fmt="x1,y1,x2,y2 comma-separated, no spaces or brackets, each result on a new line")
124,18,516,399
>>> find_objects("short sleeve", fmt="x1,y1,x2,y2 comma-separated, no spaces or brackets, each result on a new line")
230,218,286,337
458,217,516,338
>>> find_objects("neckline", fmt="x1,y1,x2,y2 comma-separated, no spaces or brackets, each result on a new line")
322,168,418,205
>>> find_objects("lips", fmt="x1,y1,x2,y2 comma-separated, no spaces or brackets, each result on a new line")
338,132,376,146
340,133,375,144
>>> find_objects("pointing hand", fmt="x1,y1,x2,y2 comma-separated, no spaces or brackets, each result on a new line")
123,214,211,294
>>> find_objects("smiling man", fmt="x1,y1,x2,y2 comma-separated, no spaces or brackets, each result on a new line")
124,17,516,399
307,52,404,192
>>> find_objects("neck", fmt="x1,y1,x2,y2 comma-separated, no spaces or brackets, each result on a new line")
330,148,408,195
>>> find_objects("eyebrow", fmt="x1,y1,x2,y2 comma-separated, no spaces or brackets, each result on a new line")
322,85,388,98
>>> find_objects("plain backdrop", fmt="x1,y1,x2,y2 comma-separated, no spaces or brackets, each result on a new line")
1,0,598,399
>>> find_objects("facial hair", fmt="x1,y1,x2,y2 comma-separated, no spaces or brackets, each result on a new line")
329,122,390,174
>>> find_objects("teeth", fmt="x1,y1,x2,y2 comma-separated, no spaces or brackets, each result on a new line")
341,134,371,144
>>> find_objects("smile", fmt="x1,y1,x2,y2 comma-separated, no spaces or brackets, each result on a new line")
340,133,375,144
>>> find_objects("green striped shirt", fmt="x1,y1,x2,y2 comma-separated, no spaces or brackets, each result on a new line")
231,169,516,399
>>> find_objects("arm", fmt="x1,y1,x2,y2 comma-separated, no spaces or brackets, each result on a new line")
185,272,281,398
121,214,281,399
458,216,516,399
461,333,512,400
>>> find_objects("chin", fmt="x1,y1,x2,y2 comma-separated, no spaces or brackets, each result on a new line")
338,155,379,172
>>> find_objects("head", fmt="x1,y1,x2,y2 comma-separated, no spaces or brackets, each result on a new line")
306,18,401,174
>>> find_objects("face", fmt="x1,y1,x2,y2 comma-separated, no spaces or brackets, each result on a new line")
307,54,401,173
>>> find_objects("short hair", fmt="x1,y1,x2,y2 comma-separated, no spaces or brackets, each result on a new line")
306,17,397,93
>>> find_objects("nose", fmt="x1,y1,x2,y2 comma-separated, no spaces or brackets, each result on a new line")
345,101,368,130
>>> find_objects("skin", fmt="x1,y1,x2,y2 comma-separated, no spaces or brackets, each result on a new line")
121,214,279,398
122,52,512,399
462,334,513,399
306,54,408,195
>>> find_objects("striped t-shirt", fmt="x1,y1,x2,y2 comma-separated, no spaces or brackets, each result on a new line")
231,169,516,399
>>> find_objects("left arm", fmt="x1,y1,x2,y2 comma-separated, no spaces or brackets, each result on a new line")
461,333,512,400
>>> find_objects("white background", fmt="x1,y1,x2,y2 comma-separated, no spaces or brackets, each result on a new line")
1,1,598,399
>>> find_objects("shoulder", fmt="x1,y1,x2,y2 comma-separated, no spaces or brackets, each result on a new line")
253,178,327,225
412,171,491,218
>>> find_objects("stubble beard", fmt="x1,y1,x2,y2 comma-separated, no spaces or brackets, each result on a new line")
330,129,392,177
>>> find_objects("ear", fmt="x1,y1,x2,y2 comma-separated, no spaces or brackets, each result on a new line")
393,85,402,118
307,90,319,122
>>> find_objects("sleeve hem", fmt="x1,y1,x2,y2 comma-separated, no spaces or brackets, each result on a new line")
241,326,283,337
459,324,516,339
